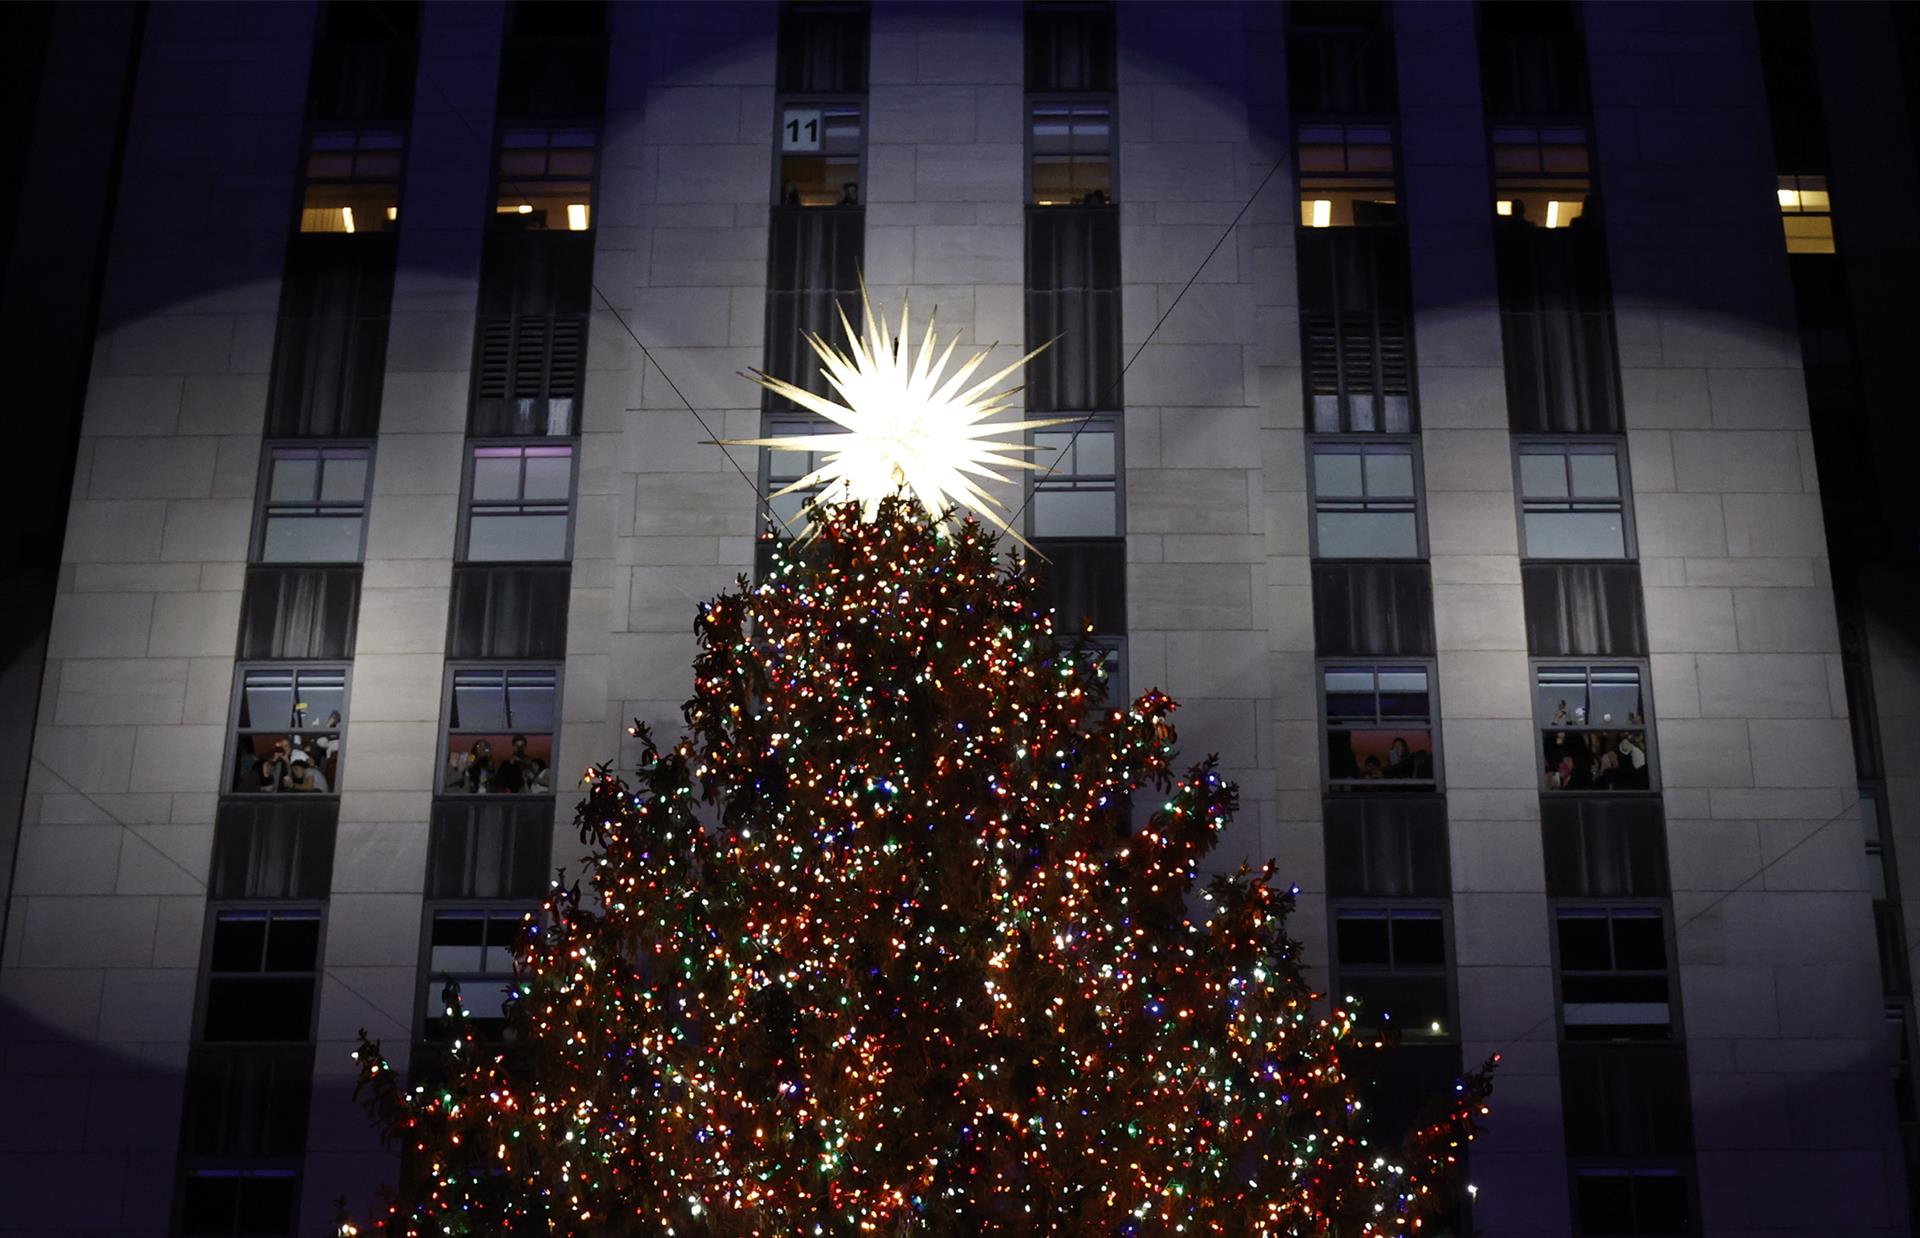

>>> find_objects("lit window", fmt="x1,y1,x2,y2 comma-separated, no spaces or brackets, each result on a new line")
231,667,346,794
1310,440,1420,558
1516,440,1630,559
1777,173,1834,254
1030,100,1114,206
1490,124,1590,228
255,445,371,563
1555,906,1672,1040
1297,123,1396,227
424,907,529,1040
1323,663,1436,790
298,129,402,233
1536,664,1652,792
201,909,322,1043
1031,424,1119,538
442,667,558,795
1333,906,1450,1038
493,127,596,231
778,101,864,207
464,444,574,561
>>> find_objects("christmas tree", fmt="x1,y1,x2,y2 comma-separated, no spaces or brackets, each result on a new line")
350,293,1491,1236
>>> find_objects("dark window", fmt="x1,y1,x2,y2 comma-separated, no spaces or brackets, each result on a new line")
463,443,575,561
201,910,322,1043
1298,227,1415,432
1494,191,1622,435
1333,906,1451,1038
1030,100,1113,206
1026,1,1115,93
472,230,592,438
778,1,870,94
1312,562,1435,658
427,798,555,899
1522,562,1646,657
1516,440,1631,558
1298,123,1397,227
1025,206,1121,411
423,907,529,1040
1323,795,1451,897
1572,1167,1692,1236
1863,786,1894,902
1753,0,1827,171
1556,906,1673,1040
177,1168,300,1237
306,1,419,124
1536,663,1652,792
497,0,607,119
210,801,338,901
764,206,864,414
1561,1047,1694,1158
254,445,371,563
1309,439,1421,557
778,101,864,207
1033,539,1125,638
1541,798,1670,899
448,565,571,659
442,667,558,795
181,1049,314,1157
238,567,361,661
1477,0,1590,121
1287,2,1394,118
266,233,396,438
1324,664,1436,791
230,667,346,795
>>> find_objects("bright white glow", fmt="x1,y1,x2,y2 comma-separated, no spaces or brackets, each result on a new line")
726,282,1062,543
1310,198,1332,228
517,203,533,215
1495,199,1513,217
567,203,590,231
342,206,357,234
1777,187,1799,209
1545,200,1561,229
386,205,398,221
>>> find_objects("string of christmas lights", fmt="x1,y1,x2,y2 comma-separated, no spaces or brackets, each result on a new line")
350,494,1492,1236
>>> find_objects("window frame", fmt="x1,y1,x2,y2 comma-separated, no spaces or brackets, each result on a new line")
772,93,868,208
1026,413,1126,542
1567,1163,1697,1238
1532,659,1658,795
457,438,580,564
226,662,353,797
489,123,601,233
1306,434,1426,560
416,901,537,1044
1025,92,1119,207
1319,659,1442,793
1488,122,1592,230
436,662,564,798
1549,901,1680,1043
1295,120,1401,229
293,124,408,235
1513,436,1636,561
192,902,328,1046
1328,899,1456,1042
249,440,376,565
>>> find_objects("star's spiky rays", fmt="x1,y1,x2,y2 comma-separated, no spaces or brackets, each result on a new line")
721,279,1065,543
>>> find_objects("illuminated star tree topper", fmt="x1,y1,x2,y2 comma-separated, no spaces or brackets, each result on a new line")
724,279,1066,543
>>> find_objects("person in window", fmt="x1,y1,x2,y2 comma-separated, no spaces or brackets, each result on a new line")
1546,730,1576,790
283,749,327,792
1384,736,1412,780
780,180,800,207
251,738,292,792
1617,731,1648,789
493,734,535,794
312,711,342,784
461,739,495,794
1081,188,1109,206
838,181,859,207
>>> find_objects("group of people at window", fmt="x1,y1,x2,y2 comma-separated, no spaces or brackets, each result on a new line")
444,734,551,795
1542,719,1649,791
238,718,341,793
1327,730,1436,786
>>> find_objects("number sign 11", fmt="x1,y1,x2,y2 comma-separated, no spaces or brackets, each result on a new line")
783,107,823,153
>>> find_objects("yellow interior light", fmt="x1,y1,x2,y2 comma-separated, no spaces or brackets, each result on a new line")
567,203,590,231
517,203,533,215
1310,198,1331,228
1496,200,1513,216
1545,200,1561,229
386,205,398,221
1776,187,1799,210
342,205,355,234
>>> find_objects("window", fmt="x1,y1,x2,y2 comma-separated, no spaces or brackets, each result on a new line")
1310,440,1421,558
1323,797,1452,897
463,443,574,560
1323,664,1436,790
494,127,596,231
1025,206,1121,411
1027,1,1115,93
210,801,338,901
181,1048,314,1158
423,907,529,1040
1030,100,1113,206
1555,906,1672,1040
1863,786,1894,902
1490,125,1589,228
760,414,838,535
496,0,608,120
1777,173,1834,255
778,1,870,95
1287,2,1394,118
1031,423,1119,538
1312,562,1435,658
254,445,371,563
267,225,396,438
448,565,571,659
201,909,322,1043
778,101,864,207
1516,441,1630,559
427,799,554,899
1298,228,1415,433
765,207,864,418
1572,1167,1691,1236
1537,664,1651,792
230,667,346,794
1477,1,1590,122
442,667,558,794
1298,124,1396,227
1332,905,1451,1038
305,0,420,124
238,566,362,661
178,1168,300,1237
472,229,593,437
298,129,402,233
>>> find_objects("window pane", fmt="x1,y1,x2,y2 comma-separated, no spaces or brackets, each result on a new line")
1611,912,1666,970
521,450,573,501
1363,451,1414,497
1568,452,1620,498
318,454,368,502
468,512,569,561
1033,488,1117,538
452,672,509,731
1556,911,1613,970
1519,452,1568,498
1376,669,1429,715
262,514,363,563
1574,1173,1636,1233
264,914,322,971
430,911,486,972
1073,429,1115,476
211,914,268,972
1327,727,1433,783
294,670,345,727
507,673,557,730
1336,912,1391,966
268,455,319,503
1524,510,1625,558
1589,675,1642,726
1324,669,1376,717
1392,913,1446,967
241,671,296,729
472,453,522,501
1314,451,1365,498
1316,510,1418,558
